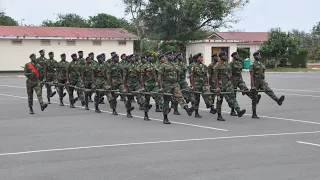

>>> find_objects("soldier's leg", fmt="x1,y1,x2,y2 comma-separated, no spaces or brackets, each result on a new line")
172,87,195,116
125,86,134,118
46,83,52,104
198,85,213,118
229,85,237,116
58,80,67,106
152,85,163,112
210,87,217,114
172,100,180,115
119,84,132,114
26,84,34,114
224,85,246,117
162,94,171,124
84,82,91,110
68,85,76,108
75,80,85,106
181,82,196,105
216,95,225,121
143,86,151,121
193,89,201,118
34,83,47,111
262,82,285,106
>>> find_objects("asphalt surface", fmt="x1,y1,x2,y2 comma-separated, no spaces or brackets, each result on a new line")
0,72,320,180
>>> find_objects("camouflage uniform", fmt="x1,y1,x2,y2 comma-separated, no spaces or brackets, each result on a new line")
83,61,94,109
44,57,58,103
208,59,218,114
24,59,47,114
56,58,69,105
36,56,46,87
67,59,85,108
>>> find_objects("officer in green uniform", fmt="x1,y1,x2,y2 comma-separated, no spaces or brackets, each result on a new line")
83,56,94,110
119,53,127,102
158,53,195,124
170,52,182,115
78,51,86,64
207,54,218,114
55,53,68,106
36,49,47,88
249,52,285,119
43,51,58,104
215,51,246,121
66,53,85,108
24,53,48,114
190,53,213,118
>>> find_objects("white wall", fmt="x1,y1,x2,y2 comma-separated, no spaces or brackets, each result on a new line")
0,39,134,71
186,43,207,65
237,43,262,63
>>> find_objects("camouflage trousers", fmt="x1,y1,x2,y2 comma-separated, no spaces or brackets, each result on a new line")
93,78,112,107
45,74,55,99
26,80,44,107
232,78,253,100
252,80,278,111
163,83,187,115
109,82,126,110
67,79,85,105
193,84,213,110
216,81,241,114
144,84,163,112
210,82,217,106
57,79,67,100
123,84,145,111
172,81,196,109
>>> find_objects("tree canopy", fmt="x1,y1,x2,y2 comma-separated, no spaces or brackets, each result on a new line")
0,12,18,26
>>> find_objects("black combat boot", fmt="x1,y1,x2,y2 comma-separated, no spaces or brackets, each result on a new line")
127,107,134,118
95,101,101,113
276,95,285,106
210,106,217,114
252,109,259,119
50,91,56,97
217,113,226,121
81,100,85,107
257,94,262,104
236,108,246,117
99,97,104,104
195,110,202,118
155,104,162,112
88,95,93,102
41,103,48,111
230,108,237,116
47,97,51,104
63,93,67,97
60,98,64,106
184,105,195,116
85,102,89,110
72,97,79,104
163,114,171,124
144,112,150,121
29,107,34,114
173,108,181,115
112,109,118,115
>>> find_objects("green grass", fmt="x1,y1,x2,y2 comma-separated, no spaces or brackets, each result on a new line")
265,67,320,72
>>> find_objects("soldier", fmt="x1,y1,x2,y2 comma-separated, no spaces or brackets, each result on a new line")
89,52,97,65
119,53,127,102
122,53,145,118
36,49,47,87
24,53,48,114
55,53,68,106
78,51,86,65
215,51,246,121
229,52,261,116
249,52,285,118
190,53,213,118
43,51,58,104
92,55,112,113
107,54,128,115
141,53,162,120
158,54,195,124
83,56,94,110
170,53,182,115
207,54,218,114
66,53,85,108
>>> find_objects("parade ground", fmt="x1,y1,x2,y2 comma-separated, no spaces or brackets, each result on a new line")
0,72,320,180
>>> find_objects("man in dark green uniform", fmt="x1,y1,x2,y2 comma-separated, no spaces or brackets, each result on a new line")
83,56,94,110
43,51,58,104
119,53,127,102
207,54,218,114
36,49,47,88
24,53,48,114
249,52,285,119
78,51,85,64
215,51,246,121
55,53,68,106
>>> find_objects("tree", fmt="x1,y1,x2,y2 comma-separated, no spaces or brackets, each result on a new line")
88,13,130,28
42,13,89,27
0,12,18,26
237,47,250,59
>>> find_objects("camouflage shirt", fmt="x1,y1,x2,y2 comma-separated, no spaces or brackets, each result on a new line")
24,61,42,84
68,60,82,81
123,62,141,86
208,61,217,86
178,61,187,84
92,61,107,79
83,62,94,83
56,60,69,81
249,60,265,80
141,61,158,87
45,58,58,74
107,61,123,86
214,61,232,87
158,61,179,85
190,61,208,86
36,56,47,79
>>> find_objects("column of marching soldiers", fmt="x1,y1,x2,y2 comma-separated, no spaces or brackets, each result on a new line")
24,49,285,124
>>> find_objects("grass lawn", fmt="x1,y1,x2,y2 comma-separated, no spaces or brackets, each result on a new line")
265,67,320,72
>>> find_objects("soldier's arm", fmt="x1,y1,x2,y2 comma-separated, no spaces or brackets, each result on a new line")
80,68,85,87
190,64,195,88
24,64,33,77
204,66,209,86
158,66,163,91
43,61,47,80
215,65,220,90
66,64,70,83
249,64,255,88
123,67,128,90
55,64,59,82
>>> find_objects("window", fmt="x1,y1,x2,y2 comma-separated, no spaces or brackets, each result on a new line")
118,40,126,45
66,40,76,46
41,40,51,46
93,40,101,46
12,40,22,45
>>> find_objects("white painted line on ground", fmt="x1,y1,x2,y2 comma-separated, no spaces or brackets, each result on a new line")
279,93,320,98
297,141,320,147
0,130,320,156
0,85,26,89
0,93,228,132
273,88,320,93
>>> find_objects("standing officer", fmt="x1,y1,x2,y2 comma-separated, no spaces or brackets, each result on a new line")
158,54,195,124
249,52,285,118
43,51,58,104
24,53,48,114
190,53,213,118
66,53,85,108
55,53,68,106
215,51,246,121
208,54,218,114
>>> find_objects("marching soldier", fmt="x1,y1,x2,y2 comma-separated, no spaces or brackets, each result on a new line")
249,52,285,118
170,52,182,115
215,51,246,121
24,53,48,114
43,51,58,104
107,54,128,115
158,54,195,124
123,54,145,118
89,52,97,65
190,53,213,118
55,53,68,106
78,51,86,65
36,49,47,88
207,54,218,114
119,53,127,102
66,53,85,108
141,53,162,120
147,53,162,112
83,57,94,110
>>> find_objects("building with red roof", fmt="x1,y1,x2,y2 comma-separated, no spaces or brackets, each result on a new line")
0,26,139,71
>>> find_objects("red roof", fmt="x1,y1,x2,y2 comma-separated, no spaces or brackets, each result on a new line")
0,26,139,39
208,32,269,42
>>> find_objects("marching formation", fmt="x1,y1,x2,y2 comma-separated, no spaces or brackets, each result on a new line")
24,49,285,124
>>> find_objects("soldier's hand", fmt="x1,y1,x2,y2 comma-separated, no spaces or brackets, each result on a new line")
159,88,163,93
251,87,257,92
216,88,221,93
65,81,70,85
105,86,111,90
191,86,195,92
92,85,96,90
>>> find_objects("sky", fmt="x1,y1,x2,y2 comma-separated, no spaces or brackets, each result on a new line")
1,0,318,33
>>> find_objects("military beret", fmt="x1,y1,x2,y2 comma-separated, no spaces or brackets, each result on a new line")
141,56,146,59
89,52,94,55
165,51,173,56
29,53,36,58
96,55,101,59
127,54,133,59
39,49,44,53
71,53,77,57
112,54,119,59
86,56,91,60
193,53,202,59
212,53,218,57
121,54,126,58
219,51,227,57
78,51,83,53
145,53,153,57
253,52,260,56
111,52,116,55
158,54,165,59
231,52,238,57
48,52,54,55
60,53,66,56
